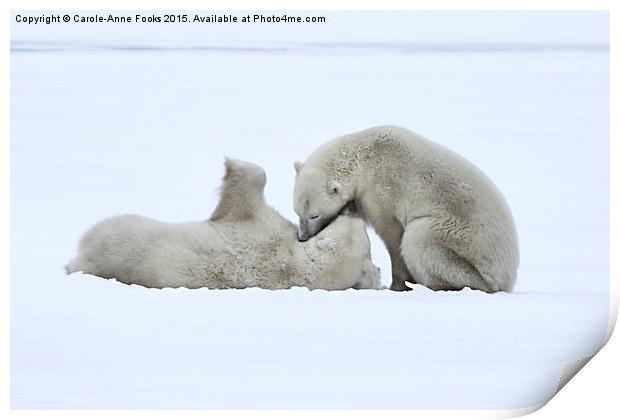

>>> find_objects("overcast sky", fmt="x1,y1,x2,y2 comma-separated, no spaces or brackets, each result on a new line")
11,11,609,45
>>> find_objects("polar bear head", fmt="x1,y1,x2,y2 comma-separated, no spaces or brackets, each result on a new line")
293,160,355,241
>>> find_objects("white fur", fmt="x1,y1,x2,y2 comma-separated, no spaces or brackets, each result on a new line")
67,159,380,290
294,125,519,292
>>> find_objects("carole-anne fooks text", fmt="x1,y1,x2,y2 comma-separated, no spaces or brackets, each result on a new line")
14,13,327,25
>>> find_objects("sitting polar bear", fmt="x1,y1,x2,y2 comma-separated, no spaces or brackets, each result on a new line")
293,125,519,293
66,159,380,290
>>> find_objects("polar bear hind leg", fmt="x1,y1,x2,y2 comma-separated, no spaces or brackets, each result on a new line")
400,220,499,293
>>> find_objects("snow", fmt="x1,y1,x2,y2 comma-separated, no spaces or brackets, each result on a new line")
11,11,609,409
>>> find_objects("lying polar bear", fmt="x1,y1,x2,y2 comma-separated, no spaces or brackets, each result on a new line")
66,158,381,290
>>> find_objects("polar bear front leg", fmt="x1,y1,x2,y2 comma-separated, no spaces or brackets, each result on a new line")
373,216,413,291
389,248,413,291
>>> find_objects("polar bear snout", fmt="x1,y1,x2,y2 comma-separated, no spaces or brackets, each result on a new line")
298,215,329,241
298,208,348,242
298,219,310,241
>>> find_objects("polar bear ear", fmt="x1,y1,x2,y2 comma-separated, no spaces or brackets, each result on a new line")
294,161,303,174
327,179,342,195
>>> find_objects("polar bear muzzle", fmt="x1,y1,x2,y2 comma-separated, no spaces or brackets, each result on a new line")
298,213,337,241
298,200,357,241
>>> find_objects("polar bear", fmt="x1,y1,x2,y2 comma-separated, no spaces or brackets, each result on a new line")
293,125,519,293
66,159,380,290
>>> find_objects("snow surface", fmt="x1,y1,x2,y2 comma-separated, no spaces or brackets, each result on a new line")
11,12,609,409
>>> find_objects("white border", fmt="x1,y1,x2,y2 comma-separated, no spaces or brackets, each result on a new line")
2,1,617,419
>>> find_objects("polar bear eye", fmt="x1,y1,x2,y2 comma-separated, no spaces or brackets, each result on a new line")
310,214,320,220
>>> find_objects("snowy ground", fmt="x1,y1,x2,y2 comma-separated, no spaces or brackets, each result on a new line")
11,12,609,409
